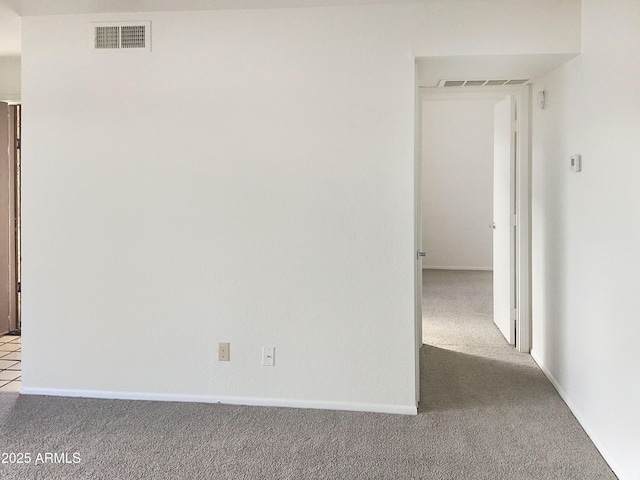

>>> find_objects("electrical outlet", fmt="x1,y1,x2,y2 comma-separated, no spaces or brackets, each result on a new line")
218,342,230,361
262,346,275,366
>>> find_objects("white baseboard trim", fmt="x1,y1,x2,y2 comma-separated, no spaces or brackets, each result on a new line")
20,387,417,416
422,266,493,271
530,351,624,480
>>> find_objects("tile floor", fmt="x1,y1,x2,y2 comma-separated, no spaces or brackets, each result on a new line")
0,335,21,392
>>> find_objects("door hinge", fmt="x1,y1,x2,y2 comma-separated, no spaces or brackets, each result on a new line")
511,214,517,227
511,308,517,322
16,138,21,150
17,282,20,293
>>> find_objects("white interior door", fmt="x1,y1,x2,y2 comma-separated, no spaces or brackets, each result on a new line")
492,96,516,345
414,96,424,406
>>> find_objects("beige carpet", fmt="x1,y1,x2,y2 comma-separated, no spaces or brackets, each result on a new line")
420,269,616,478
0,270,617,479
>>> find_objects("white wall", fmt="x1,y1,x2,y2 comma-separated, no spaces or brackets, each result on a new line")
0,56,20,102
413,0,581,57
530,1,640,478
21,6,419,414
421,97,497,270
20,1,582,415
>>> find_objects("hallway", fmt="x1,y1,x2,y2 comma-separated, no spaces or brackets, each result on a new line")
419,269,616,478
423,269,496,349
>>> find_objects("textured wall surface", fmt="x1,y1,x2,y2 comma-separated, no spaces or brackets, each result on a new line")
531,1,640,477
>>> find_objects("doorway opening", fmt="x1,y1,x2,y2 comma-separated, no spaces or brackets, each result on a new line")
1,102,21,337
417,86,531,355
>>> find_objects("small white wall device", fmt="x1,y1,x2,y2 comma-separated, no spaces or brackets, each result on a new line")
537,91,546,110
570,155,582,172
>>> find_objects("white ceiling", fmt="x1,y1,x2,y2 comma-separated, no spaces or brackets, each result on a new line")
7,0,440,16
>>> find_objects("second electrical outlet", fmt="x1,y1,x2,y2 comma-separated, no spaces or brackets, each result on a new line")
218,342,230,361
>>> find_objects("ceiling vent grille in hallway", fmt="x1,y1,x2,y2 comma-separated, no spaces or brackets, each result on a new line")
93,22,151,51
437,79,529,87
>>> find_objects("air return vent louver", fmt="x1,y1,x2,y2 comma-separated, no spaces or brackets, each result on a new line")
437,79,529,88
93,22,151,51
94,26,119,49
121,25,146,49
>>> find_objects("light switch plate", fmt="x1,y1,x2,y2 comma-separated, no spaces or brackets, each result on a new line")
262,346,275,366
570,155,582,172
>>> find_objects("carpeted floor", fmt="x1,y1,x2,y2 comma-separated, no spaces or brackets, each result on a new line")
0,270,617,479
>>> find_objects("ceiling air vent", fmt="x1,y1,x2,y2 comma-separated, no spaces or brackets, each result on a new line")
442,80,465,87
437,79,529,88
93,22,151,51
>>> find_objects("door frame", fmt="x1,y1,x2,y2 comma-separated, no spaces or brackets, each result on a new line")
493,94,517,345
416,85,531,353
0,102,20,335
8,104,20,333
